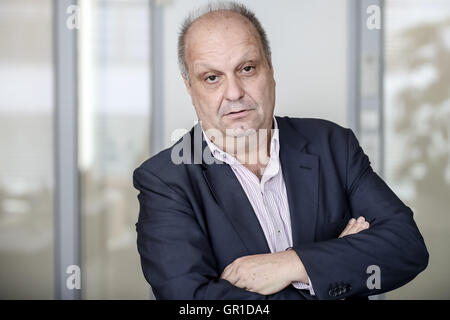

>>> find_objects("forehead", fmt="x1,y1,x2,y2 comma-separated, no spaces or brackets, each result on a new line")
185,11,263,66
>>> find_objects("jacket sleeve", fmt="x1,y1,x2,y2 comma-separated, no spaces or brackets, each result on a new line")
292,129,429,300
134,166,310,300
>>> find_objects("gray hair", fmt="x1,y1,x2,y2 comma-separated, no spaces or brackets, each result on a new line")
178,1,272,84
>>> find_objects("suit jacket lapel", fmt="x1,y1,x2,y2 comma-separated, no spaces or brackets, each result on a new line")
192,124,270,255
203,165,271,255
277,117,319,247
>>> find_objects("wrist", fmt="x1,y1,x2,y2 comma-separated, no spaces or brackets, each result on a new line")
285,249,309,283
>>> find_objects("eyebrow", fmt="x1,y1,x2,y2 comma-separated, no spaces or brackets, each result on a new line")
193,48,261,77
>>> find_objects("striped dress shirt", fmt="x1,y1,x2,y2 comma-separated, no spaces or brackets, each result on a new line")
202,118,315,295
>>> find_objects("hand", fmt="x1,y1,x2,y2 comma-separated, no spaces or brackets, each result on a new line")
338,216,370,300
221,216,370,296
339,216,370,238
220,250,307,295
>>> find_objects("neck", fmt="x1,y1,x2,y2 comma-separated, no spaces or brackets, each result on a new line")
222,129,271,166
203,119,275,179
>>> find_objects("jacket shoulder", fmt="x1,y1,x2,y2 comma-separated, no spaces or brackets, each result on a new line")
277,116,347,132
133,132,192,182
135,148,172,174
276,116,351,142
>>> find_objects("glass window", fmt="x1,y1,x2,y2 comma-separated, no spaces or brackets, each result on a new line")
384,0,450,299
78,0,151,299
0,0,54,299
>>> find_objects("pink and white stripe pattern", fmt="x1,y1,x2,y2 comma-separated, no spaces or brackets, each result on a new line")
203,118,314,295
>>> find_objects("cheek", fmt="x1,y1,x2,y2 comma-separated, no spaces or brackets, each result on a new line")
192,88,223,117
248,76,274,109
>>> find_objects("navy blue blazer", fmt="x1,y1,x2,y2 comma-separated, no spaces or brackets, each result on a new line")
134,116,428,300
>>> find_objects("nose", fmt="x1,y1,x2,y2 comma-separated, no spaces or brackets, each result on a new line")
224,76,245,101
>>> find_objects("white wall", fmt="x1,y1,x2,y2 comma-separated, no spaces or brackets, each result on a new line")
163,0,349,148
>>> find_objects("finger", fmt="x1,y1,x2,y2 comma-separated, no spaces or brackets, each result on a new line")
354,217,370,231
222,270,237,285
220,264,234,280
228,272,240,286
353,219,370,233
340,217,362,237
342,216,369,237
346,218,364,235
226,265,242,285
233,277,247,289
220,267,228,279
339,218,356,238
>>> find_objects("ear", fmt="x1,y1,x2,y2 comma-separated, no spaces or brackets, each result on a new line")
182,75,192,97
268,64,276,87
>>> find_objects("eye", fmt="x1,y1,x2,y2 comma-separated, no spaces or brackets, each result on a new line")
242,66,255,73
206,75,218,83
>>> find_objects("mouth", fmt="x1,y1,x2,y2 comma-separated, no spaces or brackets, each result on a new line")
225,109,253,118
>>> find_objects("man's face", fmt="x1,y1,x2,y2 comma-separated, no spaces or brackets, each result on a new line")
183,12,276,138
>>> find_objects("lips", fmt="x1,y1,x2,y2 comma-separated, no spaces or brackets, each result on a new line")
227,109,249,115
224,109,254,120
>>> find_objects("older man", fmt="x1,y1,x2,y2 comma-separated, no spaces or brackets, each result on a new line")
134,2,428,300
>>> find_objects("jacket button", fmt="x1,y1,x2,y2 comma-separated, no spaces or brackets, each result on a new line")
328,288,337,297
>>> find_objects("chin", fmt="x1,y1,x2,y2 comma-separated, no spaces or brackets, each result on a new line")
219,112,267,137
225,121,261,138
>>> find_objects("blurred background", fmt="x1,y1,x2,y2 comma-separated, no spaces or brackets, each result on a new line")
0,0,448,299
